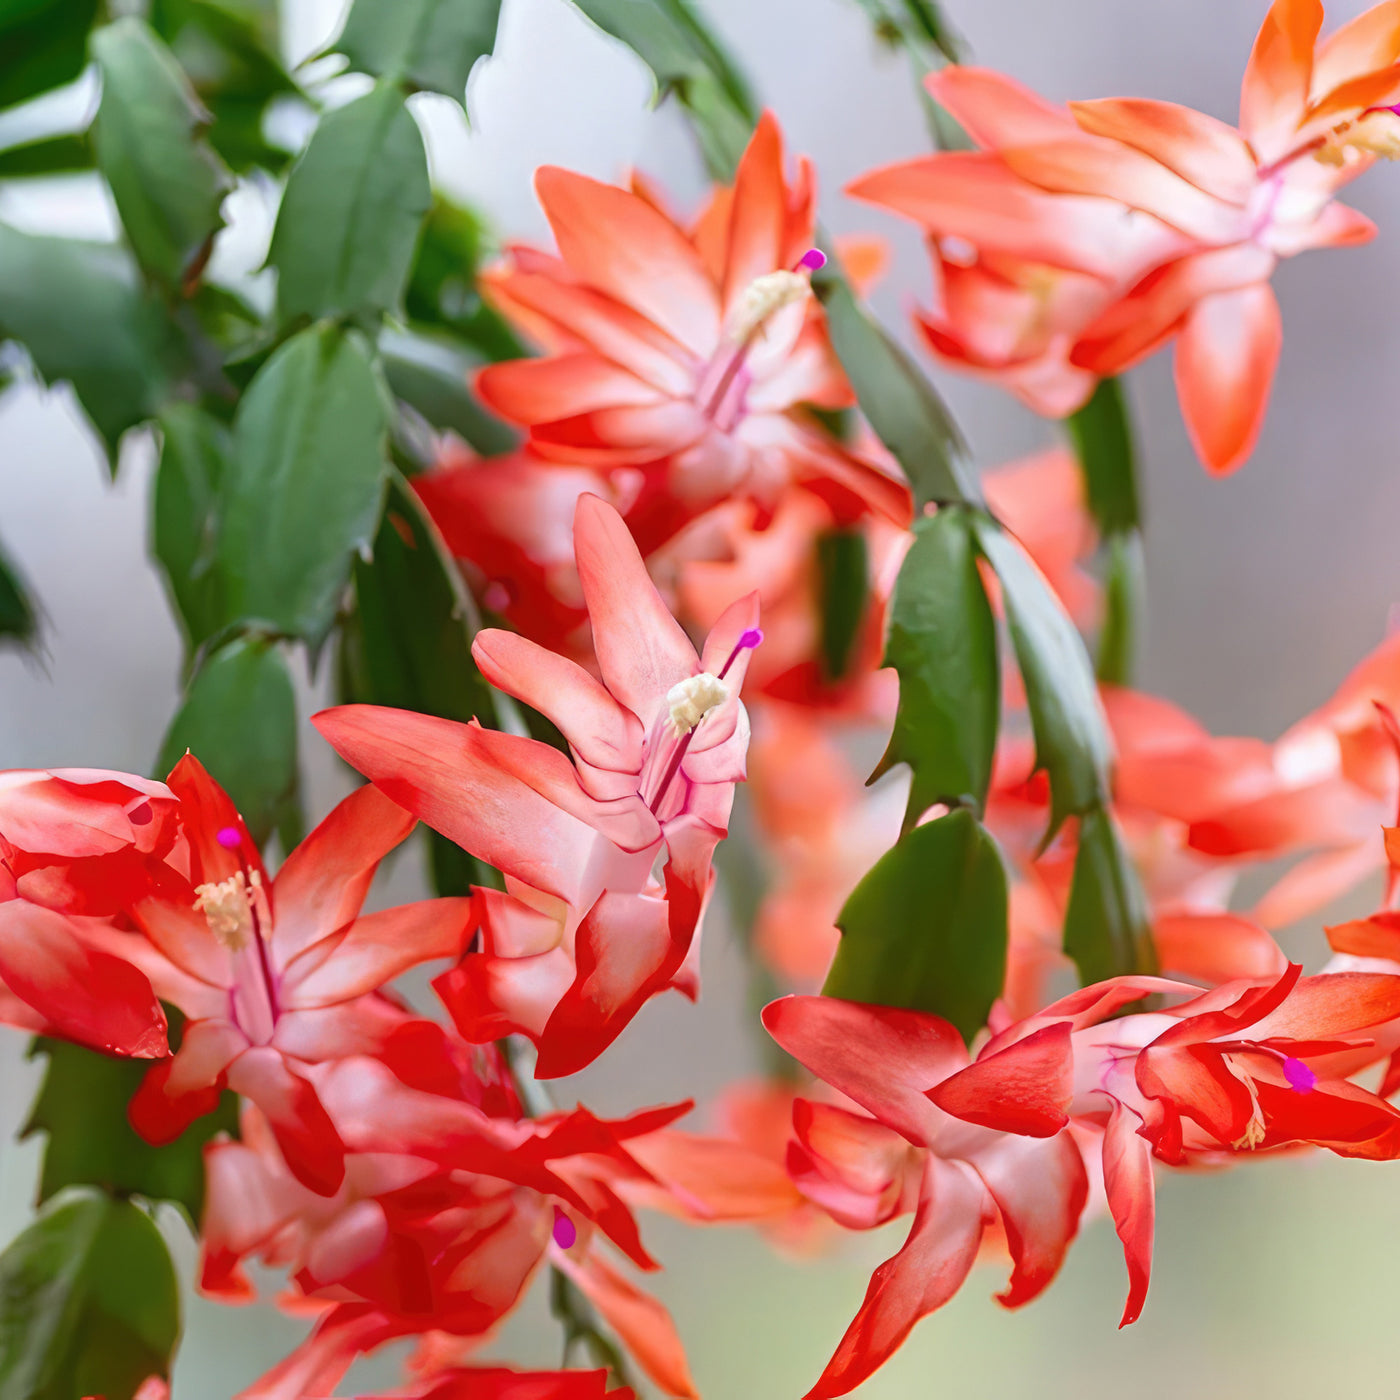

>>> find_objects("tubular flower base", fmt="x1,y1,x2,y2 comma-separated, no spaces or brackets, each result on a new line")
317,495,757,1078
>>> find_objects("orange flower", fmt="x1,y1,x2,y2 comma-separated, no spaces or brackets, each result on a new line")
476,113,910,526
851,0,1400,473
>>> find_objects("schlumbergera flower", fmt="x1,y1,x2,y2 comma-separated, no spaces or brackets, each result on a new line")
315,495,758,1077
0,768,175,1056
767,963,1400,1396
81,754,473,1196
203,1030,787,1400
851,0,1400,472
474,111,911,525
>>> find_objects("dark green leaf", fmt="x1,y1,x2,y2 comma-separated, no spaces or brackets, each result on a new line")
218,323,390,645
0,134,91,179
150,0,300,173
1063,806,1157,983
269,82,431,327
871,507,999,828
815,269,975,506
0,0,101,112
347,473,494,724
380,329,518,455
0,224,170,455
1065,375,1140,538
972,515,1110,839
816,528,868,683
153,403,229,652
23,1030,238,1230
0,538,37,646
92,18,232,288
405,197,525,360
824,809,1008,1044
0,1190,179,1400
156,634,298,844
335,0,503,101
568,0,755,178
1096,529,1144,687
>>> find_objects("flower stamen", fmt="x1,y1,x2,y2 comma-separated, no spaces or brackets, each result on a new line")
193,869,262,952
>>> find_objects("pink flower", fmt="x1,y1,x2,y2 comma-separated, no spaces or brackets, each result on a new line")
316,496,757,1076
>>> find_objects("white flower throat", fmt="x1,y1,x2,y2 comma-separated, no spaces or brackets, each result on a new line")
666,672,730,738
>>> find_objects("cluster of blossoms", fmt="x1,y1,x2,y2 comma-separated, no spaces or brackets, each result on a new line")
9,2,1400,1396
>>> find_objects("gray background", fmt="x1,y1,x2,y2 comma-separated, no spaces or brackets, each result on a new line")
2,0,1398,1394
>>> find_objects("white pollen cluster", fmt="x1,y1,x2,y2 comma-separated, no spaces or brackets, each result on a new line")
727,270,809,344
666,672,730,738
193,869,262,951
1316,110,1400,166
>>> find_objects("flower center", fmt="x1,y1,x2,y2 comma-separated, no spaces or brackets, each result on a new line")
666,672,731,739
698,250,826,427
1314,109,1400,167
193,869,262,952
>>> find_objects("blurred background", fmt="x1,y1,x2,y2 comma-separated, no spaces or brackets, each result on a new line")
2,0,1399,1394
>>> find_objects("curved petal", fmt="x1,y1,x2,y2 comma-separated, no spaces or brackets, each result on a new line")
271,783,415,966
0,901,168,1058
472,629,644,778
762,996,966,1146
573,494,699,723
552,1249,697,1399
313,707,604,908
534,890,675,1078
1153,911,1287,984
536,165,721,357
1240,0,1324,162
925,1022,1074,1137
804,1156,988,1400
1068,97,1257,205
1102,1100,1155,1327
1174,281,1282,475
476,353,663,427
925,66,1077,149
722,110,790,307
129,1018,244,1143
227,1048,346,1196
1312,1,1400,98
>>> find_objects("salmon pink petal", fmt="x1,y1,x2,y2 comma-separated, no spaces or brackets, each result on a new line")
472,629,644,776
803,1157,988,1400
237,1303,396,1400
200,1137,289,1300
481,266,697,397
1072,244,1277,376
999,138,1248,244
721,111,790,308
573,495,699,722
925,66,1078,148
271,784,415,966
534,891,675,1079
762,996,966,1146
1326,911,1400,960
130,892,231,989
1268,198,1377,255
926,1022,1074,1137
532,401,707,466
227,1047,347,1196
535,165,721,356
280,898,474,1009
1174,281,1282,475
1102,1100,1155,1326
0,901,169,1058
1247,970,1400,1040
967,1131,1087,1308
1068,97,1257,205
1152,912,1288,984
1239,0,1324,162
313,706,602,908
1311,2,1400,97
165,753,267,890
552,1249,697,1399
476,353,662,426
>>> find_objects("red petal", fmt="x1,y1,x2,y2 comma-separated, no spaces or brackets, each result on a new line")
926,1022,1073,1137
